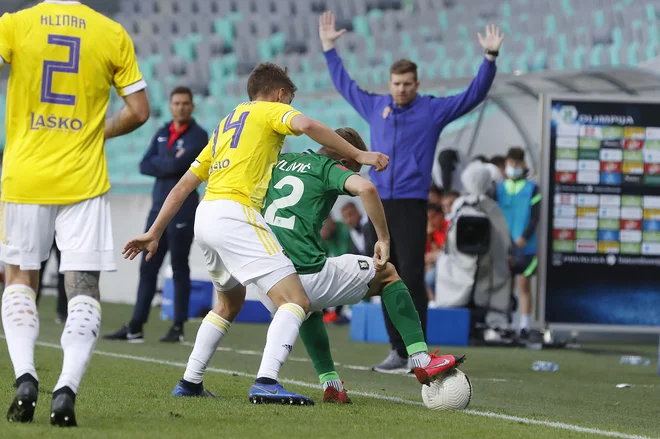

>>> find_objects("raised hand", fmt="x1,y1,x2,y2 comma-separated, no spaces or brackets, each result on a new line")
478,24,504,58
319,11,347,51
122,232,160,261
373,240,390,272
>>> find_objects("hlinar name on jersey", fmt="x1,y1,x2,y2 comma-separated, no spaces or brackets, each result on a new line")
209,158,231,176
30,112,83,132
275,160,311,173
40,14,87,29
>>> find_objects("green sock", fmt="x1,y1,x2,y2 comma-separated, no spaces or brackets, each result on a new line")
299,311,339,385
381,280,428,356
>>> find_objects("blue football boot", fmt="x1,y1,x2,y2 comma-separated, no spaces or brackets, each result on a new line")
248,381,314,406
172,379,218,398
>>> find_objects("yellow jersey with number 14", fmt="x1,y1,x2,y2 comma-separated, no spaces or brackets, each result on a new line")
190,101,301,210
0,1,146,204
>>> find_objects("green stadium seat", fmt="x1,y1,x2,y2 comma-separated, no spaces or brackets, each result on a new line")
552,53,567,70
611,27,624,46
257,40,271,60
558,34,569,55
646,4,657,21
560,0,574,16
594,10,605,28
438,11,449,31
500,2,512,18
589,45,604,67
627,42,639,66
645,43,657,61
545,16,557,38
352,16,370,37
649,23,659,45
270,32,286,56
571,46,586,69
608,45,621,66
532,49,547,70
400,31,413,50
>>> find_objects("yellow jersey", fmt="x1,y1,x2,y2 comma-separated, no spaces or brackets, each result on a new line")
190,101,301,210
0,0,145,204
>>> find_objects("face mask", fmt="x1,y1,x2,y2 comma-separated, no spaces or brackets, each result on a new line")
505,166,523,179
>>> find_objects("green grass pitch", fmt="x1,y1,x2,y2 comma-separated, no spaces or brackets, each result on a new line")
1,297,658,439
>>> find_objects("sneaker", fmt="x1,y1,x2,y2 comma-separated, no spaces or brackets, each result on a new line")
323,385,351,404
372,350,409,374
413,351,466,385
103,325,144,343
6,379,38,423
160,325,184,343
50,388,77,427
248,381,314,406
172,380,218,398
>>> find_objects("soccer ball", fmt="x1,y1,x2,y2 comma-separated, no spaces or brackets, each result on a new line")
421,369,472,410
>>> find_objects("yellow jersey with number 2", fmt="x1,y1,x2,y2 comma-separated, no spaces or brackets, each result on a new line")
190,101,301,210
0,0,145,204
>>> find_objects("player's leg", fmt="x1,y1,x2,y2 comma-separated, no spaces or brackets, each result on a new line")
517,256,537,337
49,195,116,427
365,263,465,385
298,311,350,403
173,282,245,398
1,202,56,423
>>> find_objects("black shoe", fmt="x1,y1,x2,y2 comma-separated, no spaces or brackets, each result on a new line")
50,388,77,427
7,379,38,423
160,325,184,343
103,325,144,343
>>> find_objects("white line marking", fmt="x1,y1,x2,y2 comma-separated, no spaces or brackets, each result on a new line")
10,337,654,439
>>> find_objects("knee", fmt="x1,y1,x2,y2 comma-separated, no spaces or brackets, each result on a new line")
382,263,402,286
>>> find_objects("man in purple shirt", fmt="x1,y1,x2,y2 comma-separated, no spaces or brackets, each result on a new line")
319,12,504,372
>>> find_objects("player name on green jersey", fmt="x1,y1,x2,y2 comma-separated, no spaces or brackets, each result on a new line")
263,150,355,274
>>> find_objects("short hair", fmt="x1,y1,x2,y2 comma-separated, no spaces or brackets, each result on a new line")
442,190,461,199
247,62,297,101
506,147,525,162
390,59,418,81
429,184,444,197
170,86,193,101
472,155,488,163
490,155,506,167
335,127,367,152
341,201,358,211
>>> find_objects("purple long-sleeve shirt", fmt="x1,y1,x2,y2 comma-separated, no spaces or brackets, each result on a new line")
324,48,497,200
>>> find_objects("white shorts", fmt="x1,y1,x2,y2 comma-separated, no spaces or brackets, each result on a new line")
253,254,376,313
0,194,116,272
195,199,296,292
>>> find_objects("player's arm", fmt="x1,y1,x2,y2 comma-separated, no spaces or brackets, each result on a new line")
123,171,202,261
106,26,150,139
105,90,150,139
290,114,389,171
0,13,15,69
344,175,390,270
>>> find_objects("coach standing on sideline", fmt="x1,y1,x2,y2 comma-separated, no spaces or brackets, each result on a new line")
105,86,208,343
319,12,503,372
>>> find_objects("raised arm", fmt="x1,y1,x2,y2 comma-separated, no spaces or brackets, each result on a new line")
430,25,503,126
320,11,379,120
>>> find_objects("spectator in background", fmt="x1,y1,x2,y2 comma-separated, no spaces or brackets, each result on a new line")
341,202,368,255
490,155,506,179
320,11,502,372
320,214,355,324
496,147,540,338
424,202,449,299
441,190,461,217
428,184,443,207
105,87,208,343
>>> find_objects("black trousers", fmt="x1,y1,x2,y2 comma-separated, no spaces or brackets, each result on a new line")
130,208,195,327
364,199,428,358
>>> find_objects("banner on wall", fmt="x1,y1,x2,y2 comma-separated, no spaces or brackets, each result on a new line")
539,95,660,331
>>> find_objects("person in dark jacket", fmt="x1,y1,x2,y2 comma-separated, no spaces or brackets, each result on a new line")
319,11,503,371
104,86,208,343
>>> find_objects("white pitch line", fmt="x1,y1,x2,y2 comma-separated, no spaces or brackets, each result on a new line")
11,337,656,439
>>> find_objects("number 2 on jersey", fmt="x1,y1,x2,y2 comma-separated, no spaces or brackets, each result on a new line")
41,34,81,105
264,176,305,230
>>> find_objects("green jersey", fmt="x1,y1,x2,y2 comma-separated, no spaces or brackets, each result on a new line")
262,149,355,274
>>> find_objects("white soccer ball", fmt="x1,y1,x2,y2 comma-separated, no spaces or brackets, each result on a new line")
421,369,472,410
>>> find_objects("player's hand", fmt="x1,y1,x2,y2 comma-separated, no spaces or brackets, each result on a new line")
123,233,160,261
515,236,527,248
319,11,347,51
357,151,389,171
478,24,504,59
373,240,390,272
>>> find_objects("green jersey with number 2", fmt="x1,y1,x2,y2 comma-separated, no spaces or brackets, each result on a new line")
262,149,355,274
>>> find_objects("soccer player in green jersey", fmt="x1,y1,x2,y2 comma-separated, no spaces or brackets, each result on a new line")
173,127,464,404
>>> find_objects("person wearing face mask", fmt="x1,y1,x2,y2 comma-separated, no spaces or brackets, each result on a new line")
495,147,540,338
319,10,503,372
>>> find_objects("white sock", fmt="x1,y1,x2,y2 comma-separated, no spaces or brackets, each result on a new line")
1,285,39,381
520,314,530,331
410,351,431,368
53,296,101,394
256,303,305,380
322,379,344,392
183,311,230,384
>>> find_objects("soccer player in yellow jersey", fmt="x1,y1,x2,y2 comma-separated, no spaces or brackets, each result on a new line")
0,0,150,426
123,63,388,405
